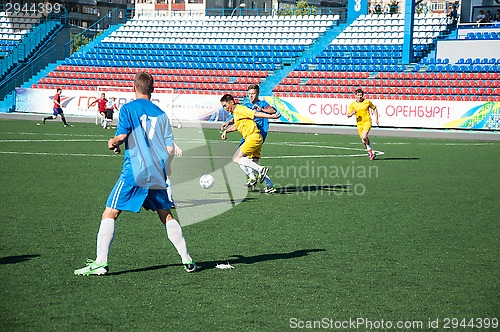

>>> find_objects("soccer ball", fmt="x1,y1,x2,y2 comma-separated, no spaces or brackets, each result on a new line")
199,174,215,189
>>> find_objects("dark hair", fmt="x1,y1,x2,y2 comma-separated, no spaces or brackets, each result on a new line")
354,88,364,95
134,72,154,95
220,94,234,103
247,84,260,92
56,88,62,93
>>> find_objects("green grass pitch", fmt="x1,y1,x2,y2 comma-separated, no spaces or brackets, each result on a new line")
0,119,498,331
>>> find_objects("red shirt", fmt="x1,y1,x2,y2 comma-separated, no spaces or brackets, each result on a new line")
53,93,61,108
96,99,107,112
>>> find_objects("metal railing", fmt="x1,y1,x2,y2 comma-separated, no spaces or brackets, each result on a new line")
0,42,65,102
64,7,121,58
133,7,346,20
0,6,67,79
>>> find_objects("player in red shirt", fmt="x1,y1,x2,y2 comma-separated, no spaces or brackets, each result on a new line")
42,88,72,127
90,93,108,126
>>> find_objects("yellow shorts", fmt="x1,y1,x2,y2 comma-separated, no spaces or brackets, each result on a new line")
240,133,263,159
357,120,372,138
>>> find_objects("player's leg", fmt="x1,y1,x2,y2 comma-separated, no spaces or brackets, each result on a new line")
256,133,276,191
149,190,196,272
42,109,59,123
100,112,106,128
73,207,120,276
361,122,375,160
252,157,275,193
95,207,121,263
105,111,113,129
157,209,196,272
55,109,71,127
237,139,256,184
166,146,175,206
234,135,268,181
61,114,71,127
253,157,272,183
233,148,257,187
74,181,146,276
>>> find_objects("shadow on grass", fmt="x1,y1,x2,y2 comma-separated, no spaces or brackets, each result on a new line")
173,197,256,208
107,248,325,275
376,157,420,161
0,254,40,265
277,185,350,194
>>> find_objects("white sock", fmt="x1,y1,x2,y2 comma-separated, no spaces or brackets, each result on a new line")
165,219,192,264
96,218,115,264
239,164,255,179
366,145,372,151
166,177,173,201
238,156,262,172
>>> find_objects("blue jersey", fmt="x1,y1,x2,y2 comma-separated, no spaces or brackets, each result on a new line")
115,98,174,189
243,99,272,140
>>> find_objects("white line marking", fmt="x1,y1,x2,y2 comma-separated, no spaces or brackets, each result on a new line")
0,139,104,143
0,136,385,158
0,151,383,159
0,151,114,157
0,131,107,138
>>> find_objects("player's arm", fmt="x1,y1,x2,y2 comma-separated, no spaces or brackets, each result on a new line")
108,133,127,154
173,142,183,157
254,111,280,119
54,98,63,108
252,104,276,114
221,118,234,130
221,123,237,140
347,107,355,118
372,107,379,126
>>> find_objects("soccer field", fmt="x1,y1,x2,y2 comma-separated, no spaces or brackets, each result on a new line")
0,119,498,331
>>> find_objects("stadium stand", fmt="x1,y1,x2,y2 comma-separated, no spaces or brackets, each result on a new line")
30,13,499,102
273,13,499,100
0,12,42,57
33,14,340,96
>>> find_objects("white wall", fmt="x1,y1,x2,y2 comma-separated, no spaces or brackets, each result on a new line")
436,39,500,63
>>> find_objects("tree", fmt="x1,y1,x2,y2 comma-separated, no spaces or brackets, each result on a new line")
70,33,90,54
278,0,317,16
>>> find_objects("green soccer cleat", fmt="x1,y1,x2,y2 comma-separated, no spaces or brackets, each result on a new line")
74,259,109,276
245,177,258,191
263,186,277,194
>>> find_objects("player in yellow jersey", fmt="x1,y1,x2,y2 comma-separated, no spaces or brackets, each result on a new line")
347,88,379,160
220,94,280,184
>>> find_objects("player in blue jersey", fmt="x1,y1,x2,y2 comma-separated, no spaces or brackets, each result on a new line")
221,84,278,193
74,72,196,276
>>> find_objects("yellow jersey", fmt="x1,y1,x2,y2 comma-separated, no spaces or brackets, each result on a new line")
348,99,376,124
233,104,261,139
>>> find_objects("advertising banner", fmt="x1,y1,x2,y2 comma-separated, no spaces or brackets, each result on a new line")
16,88,500,130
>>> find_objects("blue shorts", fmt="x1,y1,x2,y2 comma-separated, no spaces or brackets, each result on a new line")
53,107,64,116
106,180,172,213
